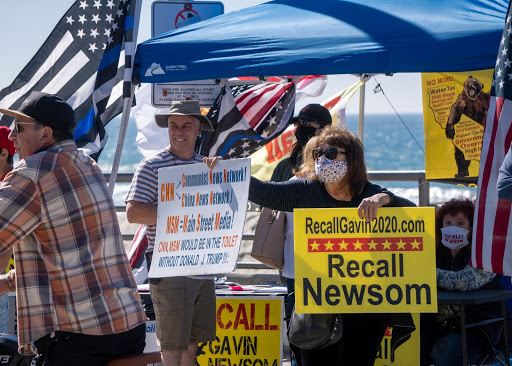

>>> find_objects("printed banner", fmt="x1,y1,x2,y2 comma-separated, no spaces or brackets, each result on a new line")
196,296,283,366
294,207,437,313
150,158,250,277
421,70,493,183
250,125,296,181
375,314,420,366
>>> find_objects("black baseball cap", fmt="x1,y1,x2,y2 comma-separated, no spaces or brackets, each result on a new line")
291,103,332,126
0,91,76,134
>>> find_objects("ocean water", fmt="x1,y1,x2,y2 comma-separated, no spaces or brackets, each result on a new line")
98,113,476,206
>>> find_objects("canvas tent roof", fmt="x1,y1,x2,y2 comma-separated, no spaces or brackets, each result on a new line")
134,0,508,84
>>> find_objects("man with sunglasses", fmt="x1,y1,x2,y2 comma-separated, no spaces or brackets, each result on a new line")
0,91,147,365
270,103,331,182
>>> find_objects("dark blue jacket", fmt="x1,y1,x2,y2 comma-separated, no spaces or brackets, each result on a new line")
497,145,512,201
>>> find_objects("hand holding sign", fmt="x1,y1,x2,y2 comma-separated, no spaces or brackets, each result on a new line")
357,192,392,222
203,156,223,169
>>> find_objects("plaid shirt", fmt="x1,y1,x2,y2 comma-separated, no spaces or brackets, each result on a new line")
0,141,146,352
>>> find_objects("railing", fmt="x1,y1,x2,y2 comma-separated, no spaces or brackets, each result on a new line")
109,170,429,270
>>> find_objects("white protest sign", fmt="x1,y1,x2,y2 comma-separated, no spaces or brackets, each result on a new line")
149,158,250,278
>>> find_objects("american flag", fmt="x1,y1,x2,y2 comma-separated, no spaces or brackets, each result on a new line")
472,5,512,276
0,0,138,160
199,82,296,158
128,224,148,285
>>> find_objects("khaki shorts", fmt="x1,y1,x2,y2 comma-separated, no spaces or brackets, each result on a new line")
150,276,216,351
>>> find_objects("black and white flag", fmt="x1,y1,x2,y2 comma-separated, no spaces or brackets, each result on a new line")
0,0,138,159
200,82,296,158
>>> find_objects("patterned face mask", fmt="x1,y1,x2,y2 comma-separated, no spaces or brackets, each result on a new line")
314,156,348,183
441,226,470,250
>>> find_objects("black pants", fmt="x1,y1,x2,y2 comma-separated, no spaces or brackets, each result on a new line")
284,277,303,366
33,323,146,366
287,277,388,366
297,313,389,366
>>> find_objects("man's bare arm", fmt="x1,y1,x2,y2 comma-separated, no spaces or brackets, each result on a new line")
0,269,15,295
126,201,157,226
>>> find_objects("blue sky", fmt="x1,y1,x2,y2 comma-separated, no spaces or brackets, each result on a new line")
0,0,423,115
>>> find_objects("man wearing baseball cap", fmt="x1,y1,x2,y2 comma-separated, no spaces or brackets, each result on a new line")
0,91,147,364
126,99,216,366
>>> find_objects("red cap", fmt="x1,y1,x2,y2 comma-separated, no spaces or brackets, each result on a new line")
0,127,15,157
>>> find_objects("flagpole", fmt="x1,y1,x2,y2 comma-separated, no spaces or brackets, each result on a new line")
109,0,143,196
358,74,366,142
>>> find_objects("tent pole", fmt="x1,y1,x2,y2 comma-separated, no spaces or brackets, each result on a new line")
109,92,135,196
358,74,366,142
108,0,143,196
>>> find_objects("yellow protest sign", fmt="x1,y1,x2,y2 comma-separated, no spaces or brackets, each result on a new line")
421,70,493,183
294,207,437,313
374,314,420,366
5,255,13,274
196,296,283,366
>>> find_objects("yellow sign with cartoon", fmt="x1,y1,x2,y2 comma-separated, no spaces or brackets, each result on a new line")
294,207,437,313
421,70,493,182
196,296,283,366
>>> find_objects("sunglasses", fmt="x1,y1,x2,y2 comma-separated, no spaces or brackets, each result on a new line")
14,121,38,133
296,119,322,129
312,147,347,161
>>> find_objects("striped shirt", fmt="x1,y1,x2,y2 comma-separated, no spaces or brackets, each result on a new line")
0,141,146,353
126,149,204,252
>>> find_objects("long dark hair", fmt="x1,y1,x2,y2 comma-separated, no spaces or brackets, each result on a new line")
296,126,368,196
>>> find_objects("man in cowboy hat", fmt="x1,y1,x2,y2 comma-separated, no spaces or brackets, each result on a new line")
0,91,147,364
126,100,215,366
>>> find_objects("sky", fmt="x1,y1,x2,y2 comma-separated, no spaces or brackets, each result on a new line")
0,0,423,116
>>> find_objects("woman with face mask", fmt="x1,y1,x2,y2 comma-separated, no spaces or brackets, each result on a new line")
269,104,330,366
237,126,416,365
420,199,502,366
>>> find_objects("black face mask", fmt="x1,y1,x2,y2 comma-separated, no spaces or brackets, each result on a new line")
295,125,317,147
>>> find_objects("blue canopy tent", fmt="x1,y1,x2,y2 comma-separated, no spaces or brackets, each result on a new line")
134,0,508,83
110,0,509,193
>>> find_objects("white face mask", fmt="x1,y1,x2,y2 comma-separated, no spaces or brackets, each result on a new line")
314,156,348,183
441,226,470,250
